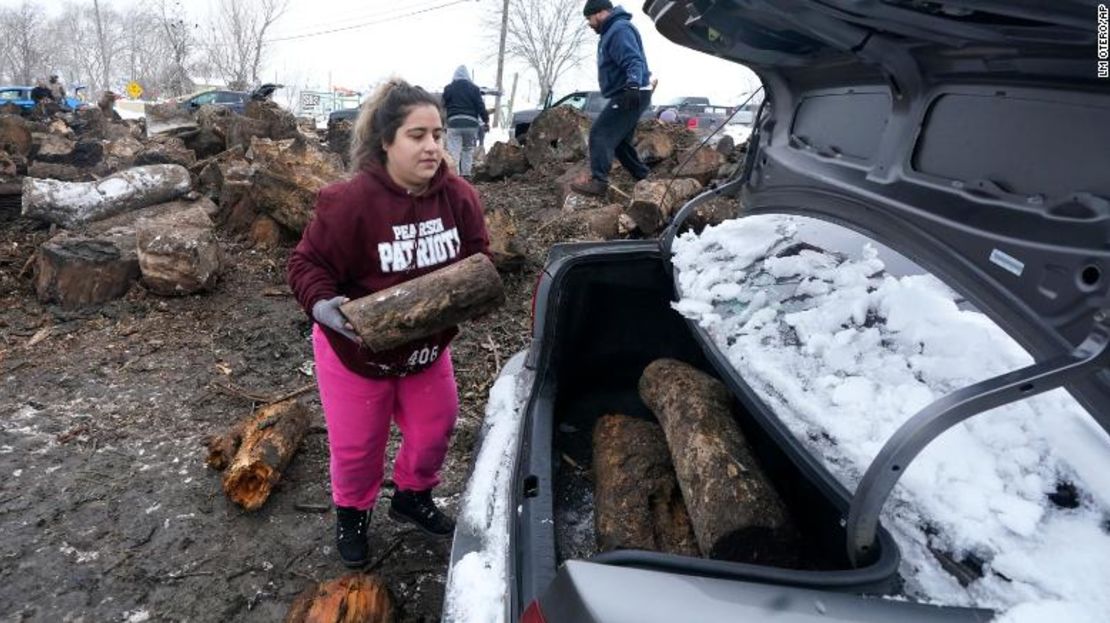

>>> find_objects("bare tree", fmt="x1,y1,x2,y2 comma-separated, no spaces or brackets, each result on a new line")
491,0,591,106
0,1,50,85
154,0,197,97
205,0,288,90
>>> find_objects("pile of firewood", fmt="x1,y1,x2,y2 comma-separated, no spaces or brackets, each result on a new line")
0,99,347,309
593,359,800,566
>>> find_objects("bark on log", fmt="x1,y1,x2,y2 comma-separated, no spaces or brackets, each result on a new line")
22,164,192,227
245,100,299,142
672,148,726,185
341,253,505,352
208,398,311,511
135,137,196,168
626,178,704,234
593,414,701,556
34,230,139,308
633,120,676,164
474,141,528,181
25,162,96,182
680,197,742,235
284,573,395,623
523,106,590,169
638,359,798,564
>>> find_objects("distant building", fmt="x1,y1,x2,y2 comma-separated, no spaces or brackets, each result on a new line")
296,87,362,127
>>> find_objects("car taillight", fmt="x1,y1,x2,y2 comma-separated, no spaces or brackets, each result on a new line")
520,600,547,623
687,117,698,129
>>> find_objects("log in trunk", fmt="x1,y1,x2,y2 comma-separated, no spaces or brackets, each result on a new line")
625,178,704,234
341,253,505,352
284,573,395,623
22,164,192,227
207,398,311,511
638,358,798,565
593,414,701,556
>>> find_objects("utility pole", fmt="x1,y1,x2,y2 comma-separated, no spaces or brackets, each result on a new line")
493,0,510,128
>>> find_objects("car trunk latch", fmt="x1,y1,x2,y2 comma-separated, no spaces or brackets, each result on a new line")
846,313,1110,567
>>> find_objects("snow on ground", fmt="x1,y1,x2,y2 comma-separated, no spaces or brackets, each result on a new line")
671,214,1110,622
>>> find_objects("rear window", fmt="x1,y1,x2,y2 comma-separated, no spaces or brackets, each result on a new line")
671,213,1110,618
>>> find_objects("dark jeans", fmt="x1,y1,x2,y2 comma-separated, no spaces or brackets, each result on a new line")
589,90,652,184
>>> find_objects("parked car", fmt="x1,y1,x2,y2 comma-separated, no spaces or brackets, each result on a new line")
0,85,87,114
444,1,1109,622
177,84,281,115
511,90,655,143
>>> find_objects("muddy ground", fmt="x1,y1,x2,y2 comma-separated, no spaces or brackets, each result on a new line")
0,172,564,623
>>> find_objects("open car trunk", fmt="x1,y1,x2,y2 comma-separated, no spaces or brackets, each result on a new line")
513,244,903,612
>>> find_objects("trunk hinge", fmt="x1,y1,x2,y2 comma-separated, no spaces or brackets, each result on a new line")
846,312,1110,566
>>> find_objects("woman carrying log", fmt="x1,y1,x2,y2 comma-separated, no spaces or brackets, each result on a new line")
288,78,491,568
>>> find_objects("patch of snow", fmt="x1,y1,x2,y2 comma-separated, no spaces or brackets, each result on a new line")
672,214,1110,620
443,352,530,623
123,609,151,623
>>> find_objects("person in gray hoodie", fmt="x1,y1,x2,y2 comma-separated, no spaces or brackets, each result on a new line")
442,66,489,178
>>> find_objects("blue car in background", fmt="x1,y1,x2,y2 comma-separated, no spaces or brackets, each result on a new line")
0,85,88,114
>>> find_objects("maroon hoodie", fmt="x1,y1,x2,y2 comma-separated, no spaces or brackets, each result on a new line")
287,162,491,378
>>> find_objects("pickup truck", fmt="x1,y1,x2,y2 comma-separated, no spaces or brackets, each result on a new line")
511,90,655,143
654,95,734,132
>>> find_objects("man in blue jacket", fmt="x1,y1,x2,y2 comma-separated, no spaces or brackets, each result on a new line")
572,0,653,197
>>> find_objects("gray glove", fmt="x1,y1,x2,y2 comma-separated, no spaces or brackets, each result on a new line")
312,296,360,343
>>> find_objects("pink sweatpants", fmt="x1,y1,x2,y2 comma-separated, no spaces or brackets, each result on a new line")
312,325,459,510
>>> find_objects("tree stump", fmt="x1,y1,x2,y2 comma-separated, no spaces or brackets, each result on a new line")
22,164,192,227
205,398,311,511
593,414,701,556
633,120,676,164
474,141,528,181
523,106,590,169
284,573,395,623
340,253,505,352
672,148,726,185
638,359,798,565
625,178,703,234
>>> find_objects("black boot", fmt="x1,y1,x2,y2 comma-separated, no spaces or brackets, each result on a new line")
389,489,455,537
335,506,371,568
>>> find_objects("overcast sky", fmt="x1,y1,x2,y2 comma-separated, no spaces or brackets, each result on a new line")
2,0,760,107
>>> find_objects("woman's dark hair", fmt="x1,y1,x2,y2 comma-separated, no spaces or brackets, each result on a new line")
349,78,444,172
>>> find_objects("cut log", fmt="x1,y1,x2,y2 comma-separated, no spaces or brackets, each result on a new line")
634,120,676,164
554,163,625,210
248,137,344,233
625,178,704,234
638,359,798,565
226,115,271,151
284,573,395,623
136,206,223,295
0,114,33,158
681,197,742,234
570,203,632,240
523,106,590,169
206,397,311,511
672,148,726,185
22,164,192,227
103,135,145,169
593,414,701,556
25,161,95,182
34,230,140,308
31,132,76,161
145,101,197,135
0,151,19,178
136,137,196,168
474,141,528,181
485,208,526,271
245,99,299,141
341,253,505,352
249,214,283,250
